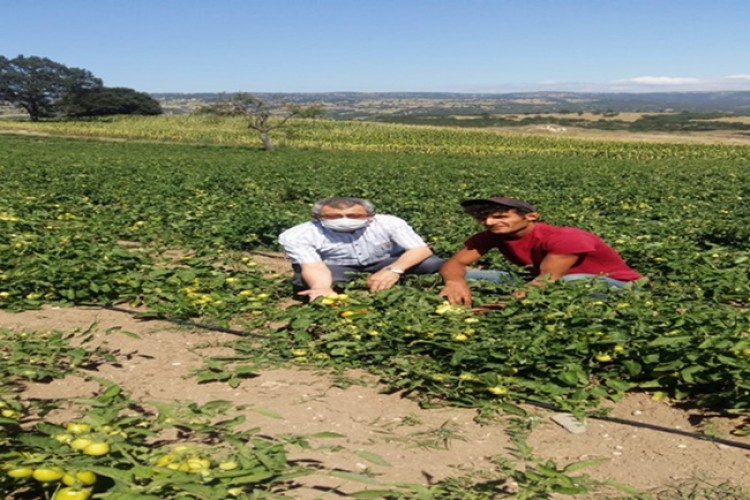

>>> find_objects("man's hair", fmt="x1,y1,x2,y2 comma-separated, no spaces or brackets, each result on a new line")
311,197,375,215
463,202,533,219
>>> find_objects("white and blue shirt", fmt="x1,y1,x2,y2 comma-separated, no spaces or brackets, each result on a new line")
278,214,428,266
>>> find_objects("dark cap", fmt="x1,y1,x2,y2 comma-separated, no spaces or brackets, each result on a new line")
460,196,537,212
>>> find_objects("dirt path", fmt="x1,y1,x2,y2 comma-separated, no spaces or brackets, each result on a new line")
2,305,749,498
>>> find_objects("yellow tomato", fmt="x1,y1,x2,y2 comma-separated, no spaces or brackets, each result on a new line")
69,438,93,451
155,454,175,467
186,457,210,472
53,433,73,444
52,487,91,500
595,354,613,362
82,442,110,456
62,470,97,486
66,423,90,434
7,467,34,478
32,467,64,482
219,460,238,471
452,334,468,342
487,386,509,395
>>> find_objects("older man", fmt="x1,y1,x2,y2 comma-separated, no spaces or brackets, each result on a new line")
279,197,443,301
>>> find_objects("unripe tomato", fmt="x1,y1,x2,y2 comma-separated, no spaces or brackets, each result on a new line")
32,467,64,482
53,433,73,444
595,354,613,362
219,460,238,471
52,487,91,500
7,467,34,478
155,454,175,467
487,386,508,395
82,442,110,456
66,423,90,434
69,438,93,451
62,470,97,486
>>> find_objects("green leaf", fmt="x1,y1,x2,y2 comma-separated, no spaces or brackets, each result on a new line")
356,450,391,466
251,406,285,420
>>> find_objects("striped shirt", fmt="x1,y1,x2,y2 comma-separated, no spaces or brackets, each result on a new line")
278,214,428,265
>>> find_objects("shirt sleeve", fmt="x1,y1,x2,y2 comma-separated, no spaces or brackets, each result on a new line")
464,231,494,254
278,225,323,264
544,227,598,255
384,216,429,249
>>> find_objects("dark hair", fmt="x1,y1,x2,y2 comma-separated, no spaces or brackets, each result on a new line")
463,203,533,219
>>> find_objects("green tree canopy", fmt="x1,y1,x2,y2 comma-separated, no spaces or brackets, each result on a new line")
58,87,163,117
0,55,103,121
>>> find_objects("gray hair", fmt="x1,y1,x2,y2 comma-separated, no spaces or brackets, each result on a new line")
311,197,375,215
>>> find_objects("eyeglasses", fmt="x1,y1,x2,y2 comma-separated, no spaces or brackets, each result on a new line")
318,213,371,220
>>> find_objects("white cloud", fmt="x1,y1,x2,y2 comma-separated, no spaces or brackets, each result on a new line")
625,76,701,85
460,75,750,93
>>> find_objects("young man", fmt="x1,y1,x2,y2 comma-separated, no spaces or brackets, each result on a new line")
279,197,443,301
439,196,641,305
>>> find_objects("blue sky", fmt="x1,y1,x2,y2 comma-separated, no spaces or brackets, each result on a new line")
2,0,749,94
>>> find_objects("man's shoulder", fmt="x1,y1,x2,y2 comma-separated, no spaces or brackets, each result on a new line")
371,214,412,230
535,223,592,238
373,214,406,224
533,223,601,248
279,221,319,241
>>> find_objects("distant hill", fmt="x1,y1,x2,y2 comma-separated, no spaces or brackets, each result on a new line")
151,91,750,118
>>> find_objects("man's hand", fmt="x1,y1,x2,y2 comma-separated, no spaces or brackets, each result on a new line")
439,281,473,305
298,288,336,301
367,269,400,292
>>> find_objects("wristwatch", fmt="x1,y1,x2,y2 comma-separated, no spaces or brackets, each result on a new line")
385,267,404,275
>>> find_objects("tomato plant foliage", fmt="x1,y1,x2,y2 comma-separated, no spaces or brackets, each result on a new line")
0,131,749,415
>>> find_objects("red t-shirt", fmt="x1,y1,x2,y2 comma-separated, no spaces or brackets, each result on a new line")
465,223,641,281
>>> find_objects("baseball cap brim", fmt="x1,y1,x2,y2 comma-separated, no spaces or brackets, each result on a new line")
460,197,537,212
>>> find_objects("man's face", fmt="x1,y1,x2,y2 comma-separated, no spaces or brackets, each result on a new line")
317,204,371,220
474,209,538,237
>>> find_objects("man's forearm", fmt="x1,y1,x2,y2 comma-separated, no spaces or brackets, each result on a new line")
300,263,334,291
388,246,433,271
440,259,468,283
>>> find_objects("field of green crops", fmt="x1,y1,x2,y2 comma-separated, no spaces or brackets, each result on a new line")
1,118,749,498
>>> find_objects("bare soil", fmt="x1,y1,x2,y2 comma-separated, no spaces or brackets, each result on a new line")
2,298,749,498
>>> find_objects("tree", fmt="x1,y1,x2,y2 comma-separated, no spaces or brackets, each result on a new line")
0,55,103,121
58,87,163,117
198,93,325,151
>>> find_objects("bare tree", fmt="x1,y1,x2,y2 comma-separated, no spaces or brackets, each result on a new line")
200,93,324,151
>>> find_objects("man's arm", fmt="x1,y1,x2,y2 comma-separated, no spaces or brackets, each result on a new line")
438,247,483,305
530,253,580,285
367,246,433,292
512,253,580,298
297,262,336,301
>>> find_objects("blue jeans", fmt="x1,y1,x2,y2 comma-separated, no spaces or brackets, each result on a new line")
464,270,630,288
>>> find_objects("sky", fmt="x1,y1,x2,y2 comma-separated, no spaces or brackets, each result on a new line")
2,0,749,94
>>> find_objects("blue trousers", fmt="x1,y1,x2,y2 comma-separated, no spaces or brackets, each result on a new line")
464,270,630,288
292,255,444,287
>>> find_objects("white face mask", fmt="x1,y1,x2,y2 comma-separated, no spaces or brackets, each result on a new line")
320,217,370,232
